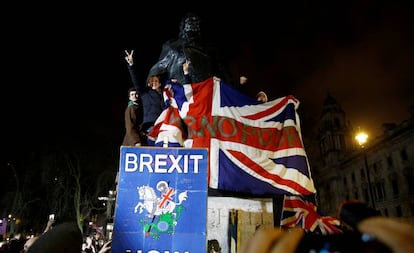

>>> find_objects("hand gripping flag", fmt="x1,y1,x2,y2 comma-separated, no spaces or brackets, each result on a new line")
281,195,343,234
148,77,316,196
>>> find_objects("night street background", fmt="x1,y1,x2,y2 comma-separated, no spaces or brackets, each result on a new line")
2,1,414,162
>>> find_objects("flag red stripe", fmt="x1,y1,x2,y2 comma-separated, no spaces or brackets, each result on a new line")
229,150,314,195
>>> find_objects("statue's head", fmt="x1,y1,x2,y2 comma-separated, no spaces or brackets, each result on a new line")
179,12,201,41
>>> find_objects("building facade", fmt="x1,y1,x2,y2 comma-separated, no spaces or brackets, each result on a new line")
310,93,414,223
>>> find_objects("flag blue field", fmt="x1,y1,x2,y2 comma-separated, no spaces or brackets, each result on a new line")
148,77,316,196
112,147,209,253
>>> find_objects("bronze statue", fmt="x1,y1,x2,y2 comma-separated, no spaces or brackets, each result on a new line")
147,12,233,85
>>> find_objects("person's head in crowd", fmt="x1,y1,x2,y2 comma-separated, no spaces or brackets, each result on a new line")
240,76,248,85
26,222,82,253
128,87,139,103
148,75,162,90
256,91,268,103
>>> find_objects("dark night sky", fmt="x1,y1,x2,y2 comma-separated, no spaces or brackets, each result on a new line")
2,1,414,160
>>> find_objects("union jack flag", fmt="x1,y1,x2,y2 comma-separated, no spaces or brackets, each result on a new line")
148,77,316,196
90,223,105,236
281,195,343,234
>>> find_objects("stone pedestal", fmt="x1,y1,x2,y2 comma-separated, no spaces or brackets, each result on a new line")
207,197,274,253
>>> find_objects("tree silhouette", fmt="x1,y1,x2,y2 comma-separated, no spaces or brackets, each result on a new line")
1,147,117,236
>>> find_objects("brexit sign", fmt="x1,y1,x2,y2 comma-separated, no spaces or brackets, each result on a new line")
112,147,209,253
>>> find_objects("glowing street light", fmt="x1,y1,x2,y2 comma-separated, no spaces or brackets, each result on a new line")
355,132,368,147
355,131,375,208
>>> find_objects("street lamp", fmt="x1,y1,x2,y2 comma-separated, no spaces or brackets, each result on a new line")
355,131,375,209
98,191,116,219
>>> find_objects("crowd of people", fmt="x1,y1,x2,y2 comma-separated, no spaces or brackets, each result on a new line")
239,216,414,253
0,219,112,253
1,207,412,253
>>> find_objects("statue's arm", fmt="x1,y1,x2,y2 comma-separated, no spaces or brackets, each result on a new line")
146,44,174,83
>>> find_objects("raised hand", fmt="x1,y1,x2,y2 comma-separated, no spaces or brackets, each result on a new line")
183,59,191,75
124,50,135,66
